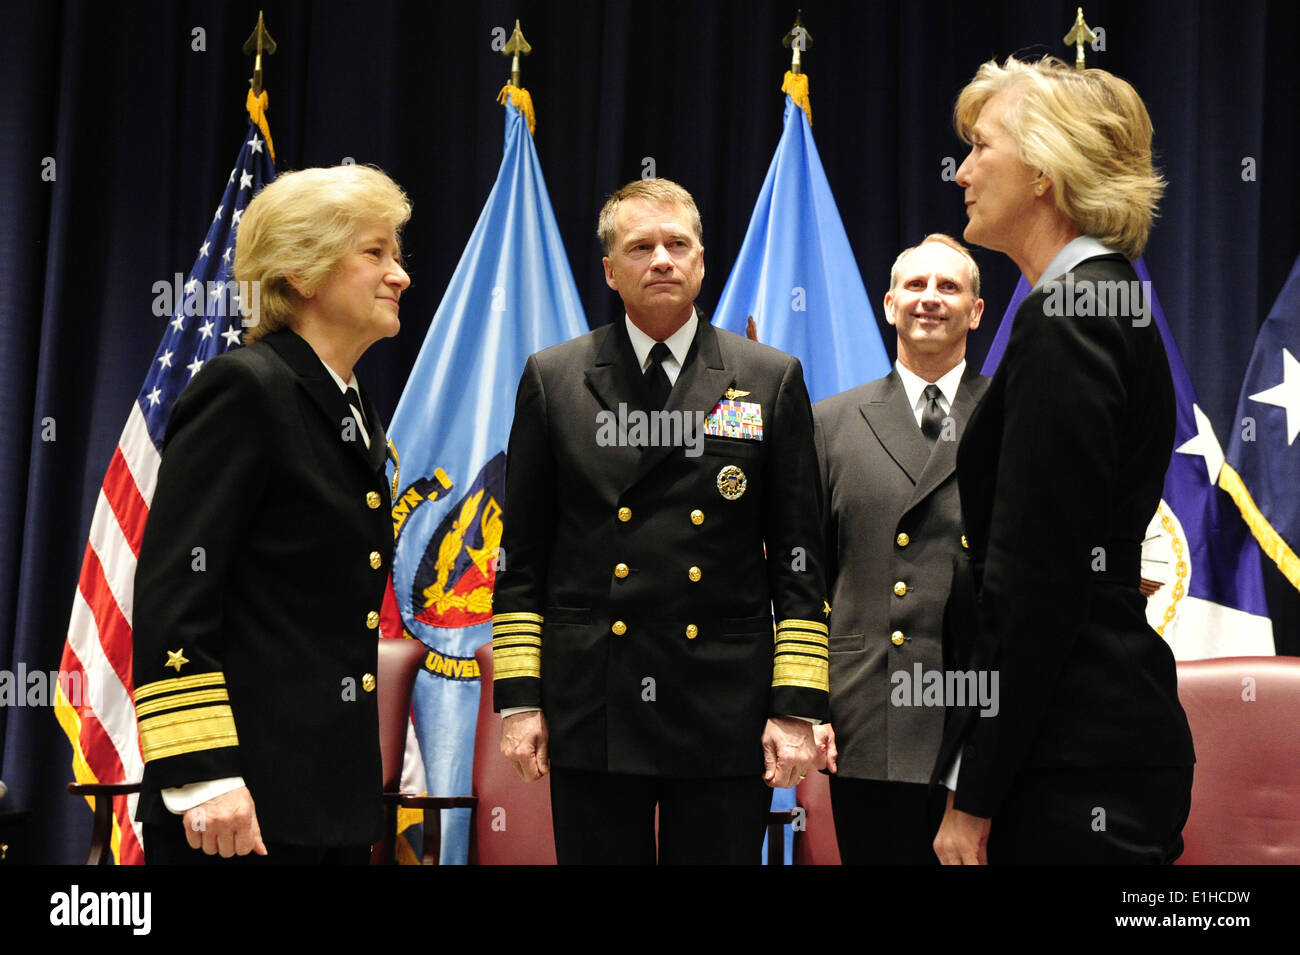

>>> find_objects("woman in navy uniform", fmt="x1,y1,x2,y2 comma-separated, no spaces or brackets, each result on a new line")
133,165,410,863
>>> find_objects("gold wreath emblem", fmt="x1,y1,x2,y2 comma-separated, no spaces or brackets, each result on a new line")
716,465,747,500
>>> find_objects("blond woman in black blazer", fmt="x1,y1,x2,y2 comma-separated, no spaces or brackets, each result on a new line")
932,57,1195,865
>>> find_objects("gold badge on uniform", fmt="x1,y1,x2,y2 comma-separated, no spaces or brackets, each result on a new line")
716,465,747,500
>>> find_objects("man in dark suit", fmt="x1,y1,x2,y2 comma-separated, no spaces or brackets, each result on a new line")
133,166,410,862
492,178,831,864
812,234,987,864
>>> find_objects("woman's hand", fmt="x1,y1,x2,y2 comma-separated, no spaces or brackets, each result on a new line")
933,789,991,865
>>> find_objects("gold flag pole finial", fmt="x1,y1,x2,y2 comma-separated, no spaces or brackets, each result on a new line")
503,19,532,89
241,10,277,95
780,10,813,124
497,20,536,136
782,9,812,75
1063,7,1097,72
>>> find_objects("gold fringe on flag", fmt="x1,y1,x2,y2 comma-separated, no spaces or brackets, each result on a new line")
1219,462,1300,591
497,85,536,136
245,88,277,161
782,71,812,125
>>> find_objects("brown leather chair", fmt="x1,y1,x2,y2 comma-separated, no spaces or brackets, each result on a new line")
1175,655,1300,864
374,636,475,864
469,640,556,864
793,770,841,865
468,640,800,865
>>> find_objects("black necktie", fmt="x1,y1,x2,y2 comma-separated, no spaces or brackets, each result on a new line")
644,342,673,410
346,386,368,431
920,384,945,446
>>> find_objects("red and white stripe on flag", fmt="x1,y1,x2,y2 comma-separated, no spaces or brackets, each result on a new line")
53,402,161,864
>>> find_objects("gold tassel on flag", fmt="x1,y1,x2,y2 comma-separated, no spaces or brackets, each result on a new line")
782,72,811,125
497,85,536,137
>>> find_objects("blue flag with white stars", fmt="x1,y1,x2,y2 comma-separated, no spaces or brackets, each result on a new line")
983,260,1273,657
1224,253,1300,597
139,124,275,444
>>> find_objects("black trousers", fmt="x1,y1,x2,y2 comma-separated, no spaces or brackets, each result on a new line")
548,768,772,864
827,776,946,865
143,821,371,865
987,766,1194,865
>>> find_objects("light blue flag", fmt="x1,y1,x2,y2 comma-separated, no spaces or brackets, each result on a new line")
384,95,587,863
713,89,891,862
983,262,1272,658
713,95,890,402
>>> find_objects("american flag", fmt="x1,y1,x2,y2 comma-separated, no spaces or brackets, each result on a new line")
53,107,276,864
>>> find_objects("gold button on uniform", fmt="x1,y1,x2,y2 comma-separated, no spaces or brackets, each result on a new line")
366,611,380,630
688,566,702,582
961,534,970,549
361,673,376,693
611,620,627,635
893,581,908,597
614,563,630,579
896,532,910,548
685,624,699,639
690,509,705,526
618,507,632,522
369,551,382,569
366,491,381,509
890,630,905,646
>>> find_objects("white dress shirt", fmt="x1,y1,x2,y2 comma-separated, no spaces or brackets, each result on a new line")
894,359,965,429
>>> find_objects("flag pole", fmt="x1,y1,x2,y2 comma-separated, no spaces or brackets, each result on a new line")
498,20,535,136
241,11,277,159
780,11,812,124
1063,7,1097,71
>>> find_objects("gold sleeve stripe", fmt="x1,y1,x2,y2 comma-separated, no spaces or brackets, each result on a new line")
134,688,230,718
493,634,541,648
772,654,829,692
135,671,227,702
139,705,239,762
493,623,542,637
776,618,828,635
493,645,542,680
775,630,829,649
493,612,544,624
775,640,829,659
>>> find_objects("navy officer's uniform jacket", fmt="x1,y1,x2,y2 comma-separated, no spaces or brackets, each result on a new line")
132,329,392,847
492,317,831,777
814,364,989,784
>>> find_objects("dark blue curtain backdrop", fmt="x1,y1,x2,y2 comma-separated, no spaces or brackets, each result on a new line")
1,0,1297,862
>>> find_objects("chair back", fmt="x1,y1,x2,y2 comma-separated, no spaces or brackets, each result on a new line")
469,641,556,864
376,637,427,792
794,771,841,864
1176,655,1300,864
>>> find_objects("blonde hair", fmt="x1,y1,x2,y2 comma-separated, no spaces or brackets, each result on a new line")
954,55,1163,261
597,178,703,254
889,233,981,299
233,165,412,342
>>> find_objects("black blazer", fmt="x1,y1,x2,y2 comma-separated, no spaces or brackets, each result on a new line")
492,317,831,777
934,254,1195,818
133,329,393,846
815,364,989,783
